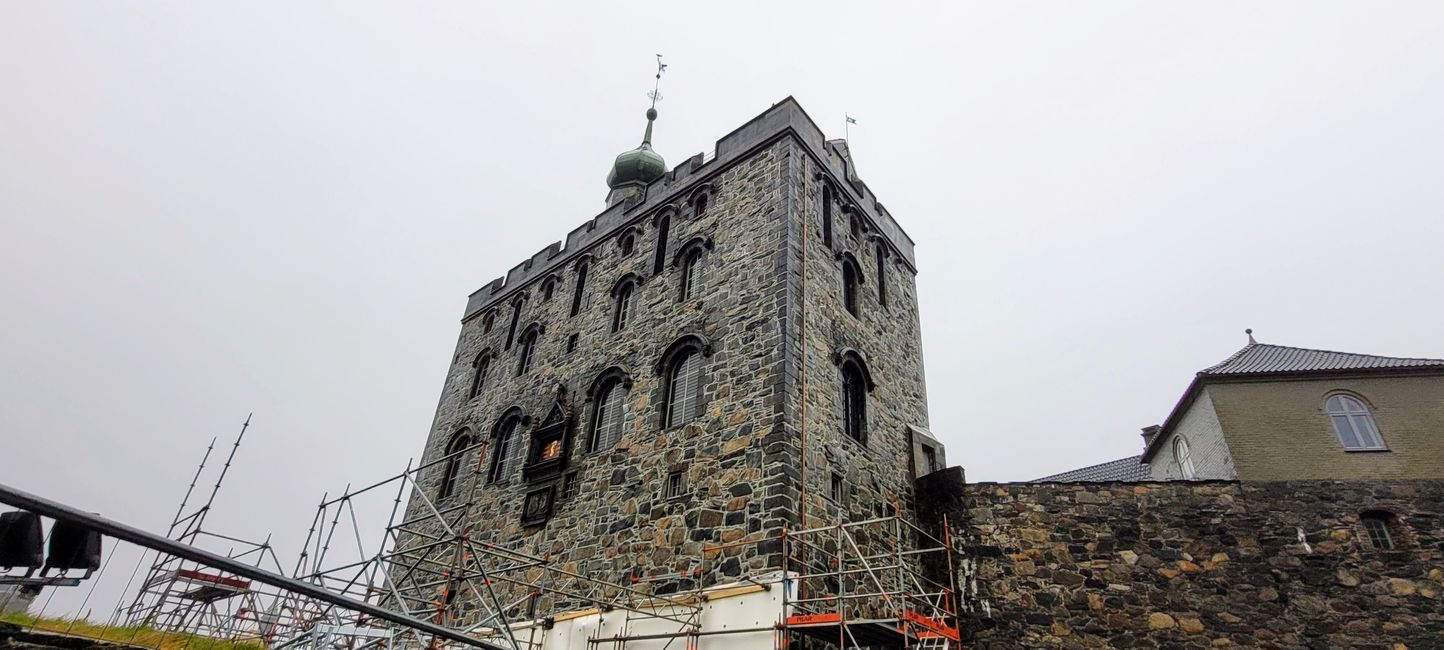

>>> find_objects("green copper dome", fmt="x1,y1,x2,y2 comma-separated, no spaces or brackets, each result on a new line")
607,108,667,190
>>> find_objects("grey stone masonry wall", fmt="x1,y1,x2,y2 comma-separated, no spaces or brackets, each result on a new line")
401,138,795,619
917,474,1444,649
398,98,935,624
789,144,932,530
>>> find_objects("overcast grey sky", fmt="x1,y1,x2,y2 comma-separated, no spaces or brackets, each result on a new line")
4,0,1444,616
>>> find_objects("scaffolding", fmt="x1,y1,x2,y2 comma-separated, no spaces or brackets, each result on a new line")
105,418,961,649
119,415,291,642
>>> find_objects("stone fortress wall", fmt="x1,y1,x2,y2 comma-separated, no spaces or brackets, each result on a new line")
917,471,1444,649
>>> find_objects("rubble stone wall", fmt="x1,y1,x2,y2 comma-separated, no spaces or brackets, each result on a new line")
921,477,1444,648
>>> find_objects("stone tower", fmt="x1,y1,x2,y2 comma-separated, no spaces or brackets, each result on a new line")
406,97,942,616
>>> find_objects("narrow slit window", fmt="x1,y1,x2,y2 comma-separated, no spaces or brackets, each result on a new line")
570,262,589,317
653,216,671,275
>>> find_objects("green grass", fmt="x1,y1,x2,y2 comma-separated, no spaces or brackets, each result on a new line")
1,612,268,650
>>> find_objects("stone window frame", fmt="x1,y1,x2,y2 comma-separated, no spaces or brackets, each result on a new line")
816,175,837,250
872,237,889,309
585,366,633,453
663,469,686,500
829,472,846,504
539,275,559,302
481,310,497,334
686,183,715,221
617,226,641,259
672,236,715,303
1173,435,1196,479
437,428,473,500
503,294,528,350
569,256,593,318
515,323,544,376
833,348,876,446
836,250,865,318
609,273,644,333
487,408,530,484
1357,509,1411,551
655,334,714,431
468,349,495,400
1323,391,1388,452
651,206,678,276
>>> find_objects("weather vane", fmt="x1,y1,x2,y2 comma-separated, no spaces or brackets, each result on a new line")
648,54,668,109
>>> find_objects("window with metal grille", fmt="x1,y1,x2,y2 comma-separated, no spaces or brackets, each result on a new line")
439,430,471,499
566,333,578,354
664,350,703,428
1326,393,1386,450
562,472,579,500
591,380,626,452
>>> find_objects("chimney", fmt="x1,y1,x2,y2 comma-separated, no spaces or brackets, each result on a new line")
1140,425,1162,451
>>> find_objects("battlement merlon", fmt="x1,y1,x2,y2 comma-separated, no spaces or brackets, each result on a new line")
462,96,918,322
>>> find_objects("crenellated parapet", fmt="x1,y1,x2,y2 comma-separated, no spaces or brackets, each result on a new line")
463,97,918,321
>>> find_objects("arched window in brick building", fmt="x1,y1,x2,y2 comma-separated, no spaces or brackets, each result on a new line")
588,368,632,452
657,335,712,429
515,324,541,376
468,350,492,399
836,349,874,444
438,429,471,499
1325,393,1386,450
488,411,524,483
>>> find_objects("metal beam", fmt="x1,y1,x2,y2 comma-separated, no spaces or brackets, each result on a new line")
0,482,508,650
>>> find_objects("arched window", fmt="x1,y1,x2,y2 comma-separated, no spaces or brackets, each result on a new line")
840,254,863,317
589,372,630,452
680,249,703,301
540,276,557,302
653,213,672,275
1173,436,1195,479
837,350,874,444
874,241,888,308
504,297,524,350
488,414,521,483
657,335,712,429
468,350,492,399
1360,510,1399,550
515,325,541,376
1325,393,1385,450
619,232,636,257
693,193,708,218
570,260,589,317
482,311,496,334
820,184,834,249
611,276,639,332
439,430,472,499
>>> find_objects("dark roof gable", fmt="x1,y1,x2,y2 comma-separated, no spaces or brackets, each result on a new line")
1201,342,1444,377
1035,455,1149,482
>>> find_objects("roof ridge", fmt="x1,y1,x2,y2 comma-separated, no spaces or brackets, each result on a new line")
1245,342,1444,364
1199,342,1257,374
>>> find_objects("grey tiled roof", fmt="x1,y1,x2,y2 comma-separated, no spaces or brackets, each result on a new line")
1035,455,1149,482
1201,342,1444,376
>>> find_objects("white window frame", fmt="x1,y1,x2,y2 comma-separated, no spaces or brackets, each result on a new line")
1324,393,1387,451
1173,436,1196,479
